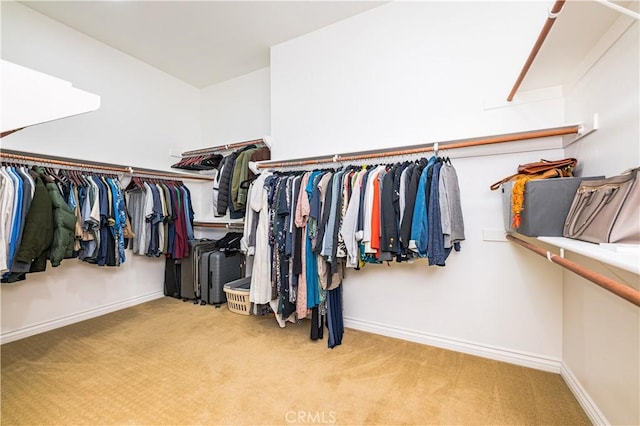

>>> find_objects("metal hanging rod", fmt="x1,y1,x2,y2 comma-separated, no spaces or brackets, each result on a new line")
193,221,244,229
257,124,581,169
128,168,213,181
181,138,266,157
0,150,129,173
507,234,640,308
507,0,566,102
1,128,25,139
0,149,213,181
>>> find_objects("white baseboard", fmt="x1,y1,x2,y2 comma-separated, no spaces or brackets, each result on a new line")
0,291,165,345
343,318,610,422
344,317,561,373
560,362,609,425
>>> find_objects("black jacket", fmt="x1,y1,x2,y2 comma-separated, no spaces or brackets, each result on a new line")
216,152,238,216
380,165,399,254
400,160,424,250
15,169,54,273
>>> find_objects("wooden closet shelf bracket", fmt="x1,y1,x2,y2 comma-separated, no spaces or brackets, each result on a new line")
129,168,214,181
507,0,566,102
507,234,640,308
257,124,580,169
0,150,129,173
181,138,266,157
0,149,214,181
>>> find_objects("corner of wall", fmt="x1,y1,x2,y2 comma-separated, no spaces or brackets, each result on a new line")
560,362,609,425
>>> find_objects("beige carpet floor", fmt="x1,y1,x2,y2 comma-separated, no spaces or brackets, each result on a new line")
1,297,590,425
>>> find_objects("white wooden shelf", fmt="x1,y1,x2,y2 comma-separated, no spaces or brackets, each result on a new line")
193,220,244,229
537,236,640,275
1,60,101,133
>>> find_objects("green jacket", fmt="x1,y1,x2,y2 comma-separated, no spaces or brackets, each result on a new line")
46,182,77,267
14,169,53,273
231,148,257,212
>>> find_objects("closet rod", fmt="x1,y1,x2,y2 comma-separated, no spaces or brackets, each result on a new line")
193,221,244,229
129,168,213,181
258,124,580,169
1,128,25,139
0,150,214,181
507,0,566,102
181,138,265,157
507,234,640,308
0,151,128,173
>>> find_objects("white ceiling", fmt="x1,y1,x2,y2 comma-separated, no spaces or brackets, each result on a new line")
19,1,639,91
21,1,385,88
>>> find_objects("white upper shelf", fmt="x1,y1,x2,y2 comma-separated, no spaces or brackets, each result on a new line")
518,0,638,94
1,60,101,133
538,236,640,275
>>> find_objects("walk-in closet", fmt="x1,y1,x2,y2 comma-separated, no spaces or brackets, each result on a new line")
1,1,638,424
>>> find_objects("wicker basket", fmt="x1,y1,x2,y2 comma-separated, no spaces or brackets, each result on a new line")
224,287,251,315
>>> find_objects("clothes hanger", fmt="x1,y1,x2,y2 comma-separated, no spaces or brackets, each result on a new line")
56,169,69,184
43,166,62,183
125,176,138,191
72,169,85,186
65,169,82,186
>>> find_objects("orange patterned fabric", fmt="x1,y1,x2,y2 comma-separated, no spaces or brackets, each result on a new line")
511,175,536,228
511,169,562,228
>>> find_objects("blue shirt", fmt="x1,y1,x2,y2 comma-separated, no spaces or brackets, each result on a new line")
107,177,127,264
305,171,323,308
6,167,24,271
410,156,436,257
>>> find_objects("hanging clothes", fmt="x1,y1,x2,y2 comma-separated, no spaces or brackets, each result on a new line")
0,159,200,285
326,285,344,349
340,169,365,268
124,178,194,260
0,166,87,282
247,172,273,305
46,178,76,267
66,173,128,267
241,155,465,348
212,145,271,218
1,166,53,279
427,161,446,266
212,157,226,217
294,171,311,319
438,161,465,253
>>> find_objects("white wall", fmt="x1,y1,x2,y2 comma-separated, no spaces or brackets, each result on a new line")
0,2,201,342
271,1,567,367
271,2,567,160
565,23,640,177
197,66,272,278
562,22,639,426
200,67,270,146
192,67,272,225
1,1,201,171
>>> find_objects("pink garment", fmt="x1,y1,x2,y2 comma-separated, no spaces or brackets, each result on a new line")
295,172,311,319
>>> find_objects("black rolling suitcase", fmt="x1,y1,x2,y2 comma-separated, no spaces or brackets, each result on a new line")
180,239,219,302
164,257,181,298
199,250,244,306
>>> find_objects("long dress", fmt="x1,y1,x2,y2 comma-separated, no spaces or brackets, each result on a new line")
249,172,273,304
